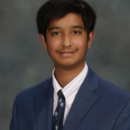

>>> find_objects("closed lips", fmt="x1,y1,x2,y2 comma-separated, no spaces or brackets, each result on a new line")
59,52,74,54
58,50,77,53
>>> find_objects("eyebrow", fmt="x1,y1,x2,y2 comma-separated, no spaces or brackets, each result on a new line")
72,26,84,29
48,25,84,31
48,27,61,31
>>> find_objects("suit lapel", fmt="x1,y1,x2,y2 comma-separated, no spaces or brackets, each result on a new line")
63,67,99,130
35,78,53,130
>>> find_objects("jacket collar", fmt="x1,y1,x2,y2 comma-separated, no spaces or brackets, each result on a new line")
63,66,98,130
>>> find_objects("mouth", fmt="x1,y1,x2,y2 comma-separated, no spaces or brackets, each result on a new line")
59,52,74,54
58,51,76,57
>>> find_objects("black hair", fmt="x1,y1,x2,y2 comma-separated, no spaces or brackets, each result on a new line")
36,0,96,40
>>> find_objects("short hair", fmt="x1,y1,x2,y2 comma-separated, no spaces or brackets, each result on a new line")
36,0,96,40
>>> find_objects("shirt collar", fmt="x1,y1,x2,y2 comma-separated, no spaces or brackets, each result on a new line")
52,62,88,107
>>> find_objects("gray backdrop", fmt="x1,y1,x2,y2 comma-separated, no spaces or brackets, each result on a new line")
0,0,130,129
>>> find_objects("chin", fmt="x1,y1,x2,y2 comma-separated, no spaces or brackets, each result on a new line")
56,60,82,69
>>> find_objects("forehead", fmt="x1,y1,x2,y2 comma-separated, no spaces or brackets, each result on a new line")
48,13,85,29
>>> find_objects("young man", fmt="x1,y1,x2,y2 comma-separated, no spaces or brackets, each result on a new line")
10,0,130,130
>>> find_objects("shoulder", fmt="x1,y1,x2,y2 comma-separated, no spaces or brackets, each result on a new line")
96,75,130,104
87,66,130,100
15,77,52,101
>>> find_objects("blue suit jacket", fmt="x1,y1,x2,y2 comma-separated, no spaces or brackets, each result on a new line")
10,67,130,130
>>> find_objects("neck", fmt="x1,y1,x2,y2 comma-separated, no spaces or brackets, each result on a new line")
54,61,85,88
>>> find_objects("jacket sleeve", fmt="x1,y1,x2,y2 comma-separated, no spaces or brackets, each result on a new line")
10,98,18,130
113,100,130,130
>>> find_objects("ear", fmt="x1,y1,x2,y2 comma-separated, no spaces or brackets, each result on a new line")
39,34,47,50
87,31,95,48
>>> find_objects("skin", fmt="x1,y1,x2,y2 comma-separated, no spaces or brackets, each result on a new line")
40,13,95,87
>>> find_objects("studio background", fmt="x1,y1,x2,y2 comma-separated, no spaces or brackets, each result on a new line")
0,0,130,129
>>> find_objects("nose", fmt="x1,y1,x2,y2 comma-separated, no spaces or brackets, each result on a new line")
62,34,72,47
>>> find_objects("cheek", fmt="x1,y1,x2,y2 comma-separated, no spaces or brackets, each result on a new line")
72,38,88,52
46,39,61,58
47,38,59,50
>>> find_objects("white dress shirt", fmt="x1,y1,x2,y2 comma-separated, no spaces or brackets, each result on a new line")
52,62,88,125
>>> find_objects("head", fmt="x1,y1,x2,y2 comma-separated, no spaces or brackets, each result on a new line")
36,0,96,69
36,0,96,40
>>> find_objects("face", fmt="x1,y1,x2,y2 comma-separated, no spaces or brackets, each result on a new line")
40,13,95,69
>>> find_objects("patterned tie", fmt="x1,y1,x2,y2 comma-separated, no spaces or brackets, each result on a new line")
52,90,65,130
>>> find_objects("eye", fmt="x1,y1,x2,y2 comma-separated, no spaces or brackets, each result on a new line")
72,31,81,34
51,32,60,35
